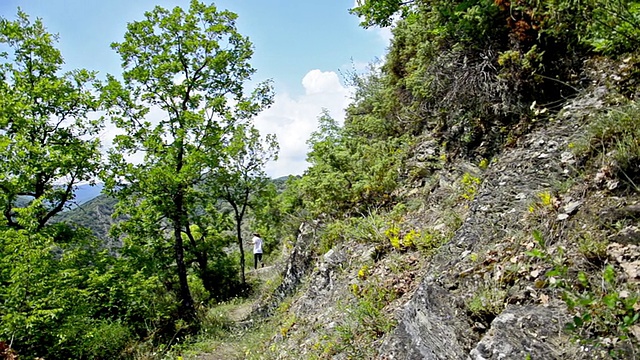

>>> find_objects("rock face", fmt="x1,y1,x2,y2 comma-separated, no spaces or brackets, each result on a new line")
380,283,473,360
260,83,637,358
378,90,602,359
254,221,318,318
470,303,573,360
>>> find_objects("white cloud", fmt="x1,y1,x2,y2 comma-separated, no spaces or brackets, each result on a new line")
301,69,343,95
373,26,393,45
254,69,352,178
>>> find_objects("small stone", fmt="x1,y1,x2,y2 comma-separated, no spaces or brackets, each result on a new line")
560,151,575,164
630,325,640,342
433,223,446,231
323,249,334,260
563,201,582,215
359,246,376,262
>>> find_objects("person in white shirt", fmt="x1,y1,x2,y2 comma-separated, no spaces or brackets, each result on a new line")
251,233,263,269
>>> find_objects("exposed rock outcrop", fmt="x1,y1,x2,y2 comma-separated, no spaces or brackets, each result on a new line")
258,82,638,359
254,221,318,318
379,283,474,360
378,88,604,359
469,302,574,360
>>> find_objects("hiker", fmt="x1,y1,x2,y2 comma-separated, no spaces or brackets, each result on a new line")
251,233,263,269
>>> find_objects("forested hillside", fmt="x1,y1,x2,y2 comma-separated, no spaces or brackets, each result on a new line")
1,0,639,359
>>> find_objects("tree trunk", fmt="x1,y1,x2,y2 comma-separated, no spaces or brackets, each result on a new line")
172,190,196,321
196,255,215,300
236,216,246,285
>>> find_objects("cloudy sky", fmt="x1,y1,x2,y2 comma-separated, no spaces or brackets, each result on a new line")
0,0,390,178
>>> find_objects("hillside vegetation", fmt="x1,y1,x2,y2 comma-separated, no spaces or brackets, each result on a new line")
203,1,640,359
1,0,640,359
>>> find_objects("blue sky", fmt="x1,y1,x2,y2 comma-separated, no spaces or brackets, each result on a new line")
0,1,390,177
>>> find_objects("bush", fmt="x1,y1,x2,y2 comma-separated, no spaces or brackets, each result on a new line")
575,100,640,189
583,0,640,55
56,319,132,360
466,285,507,324
318,210,388,253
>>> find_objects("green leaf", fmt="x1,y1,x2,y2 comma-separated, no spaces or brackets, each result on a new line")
603,265,616,286
577,271,589,288
525,249,545,259
532,229,544,247
603,293,619,309
573,315,584,327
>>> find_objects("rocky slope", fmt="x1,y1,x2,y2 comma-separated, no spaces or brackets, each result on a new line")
249,75,639,359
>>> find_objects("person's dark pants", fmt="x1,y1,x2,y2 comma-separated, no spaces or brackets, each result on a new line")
254,253,263,269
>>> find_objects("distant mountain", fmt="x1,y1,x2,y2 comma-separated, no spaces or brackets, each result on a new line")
71,183,104,206
14,183,105,211
273,175,297,192
55,193,120,245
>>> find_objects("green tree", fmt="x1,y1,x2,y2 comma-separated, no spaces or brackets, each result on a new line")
300,110,353,215
183,211,240,301
0,10,103,231
350,0,418,28
211,124,278,284
293,105,407,221
101,0,272,320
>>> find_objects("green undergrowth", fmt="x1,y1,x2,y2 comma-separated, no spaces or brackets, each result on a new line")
519,137,640,357
524,228,639,358
131,269,283,359
332,280,399,358
466,282,508,324
318,194,466,259
574,100,640,191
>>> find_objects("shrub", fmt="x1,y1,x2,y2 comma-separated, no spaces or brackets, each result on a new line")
466,285,507,324
318,210,388,253
563,266,639,356
525,230,639,355
577,233,609,264
582,0,640,55
461,173,482,201
575,101,640,190
336,276,397,358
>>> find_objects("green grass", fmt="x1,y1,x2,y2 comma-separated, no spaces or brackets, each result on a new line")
575,100,640,190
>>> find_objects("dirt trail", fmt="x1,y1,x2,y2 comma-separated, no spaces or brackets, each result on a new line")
228,265,277,322
191,265,279,360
